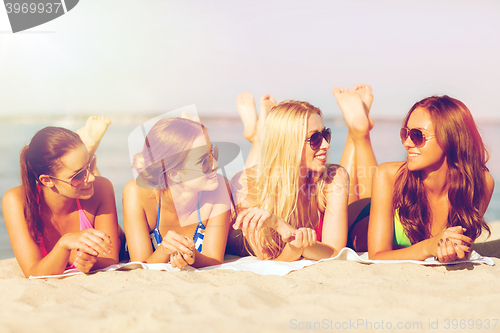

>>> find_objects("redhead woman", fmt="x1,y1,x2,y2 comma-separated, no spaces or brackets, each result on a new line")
123,118,232,268
230,85,377,261
3,118,120,277
368,96,494,262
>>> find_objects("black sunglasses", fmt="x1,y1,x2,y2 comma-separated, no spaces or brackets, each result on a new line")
400,128,435,148
306,128,332,150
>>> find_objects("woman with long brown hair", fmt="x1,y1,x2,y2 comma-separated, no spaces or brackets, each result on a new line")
3,121,120,277
368,95,494,262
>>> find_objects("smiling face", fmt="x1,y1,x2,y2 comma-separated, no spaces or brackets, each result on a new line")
50,144,96,199
403,107,446,173
174,133,220,192
301,113,330,173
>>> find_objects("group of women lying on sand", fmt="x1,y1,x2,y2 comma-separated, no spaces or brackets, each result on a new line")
3,85,494,277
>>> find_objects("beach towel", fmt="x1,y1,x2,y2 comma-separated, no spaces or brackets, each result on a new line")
29,247,494,279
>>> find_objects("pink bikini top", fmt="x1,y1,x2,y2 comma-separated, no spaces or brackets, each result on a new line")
39,199,94,268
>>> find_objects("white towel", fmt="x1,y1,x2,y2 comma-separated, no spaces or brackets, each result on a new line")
29,248,494,279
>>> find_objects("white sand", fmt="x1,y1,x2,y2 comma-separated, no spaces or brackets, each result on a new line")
1,222,500,333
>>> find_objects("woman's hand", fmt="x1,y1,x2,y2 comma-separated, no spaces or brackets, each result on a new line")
284,228,317,251
73,251,98,273
59,229,112,257
170,250,196,269
159,230,196,268
430,226,472,262
233,207,283,237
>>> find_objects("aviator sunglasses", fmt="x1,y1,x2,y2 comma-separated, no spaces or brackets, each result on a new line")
180,145,219,174
306,128,332,150
49,155,97,187
400,128,435,148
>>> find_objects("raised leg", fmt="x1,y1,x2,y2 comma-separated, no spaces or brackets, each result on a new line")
76,116,111,177
333,85,377,203
236,92,276,169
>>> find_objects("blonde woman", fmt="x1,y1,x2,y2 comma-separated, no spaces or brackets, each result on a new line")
231,86,377,261
123,118,232,268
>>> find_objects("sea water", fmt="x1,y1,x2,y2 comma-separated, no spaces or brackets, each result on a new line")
0,117,498,259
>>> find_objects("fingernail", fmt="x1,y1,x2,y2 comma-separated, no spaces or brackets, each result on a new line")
188,251,194,257
440,239,444,244
454,243,458,247
93,251,98,256
446,238,450,242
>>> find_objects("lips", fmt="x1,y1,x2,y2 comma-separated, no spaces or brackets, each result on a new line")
206,172,217,181
407,151,419,158
82,183,93,191
314,152,326,163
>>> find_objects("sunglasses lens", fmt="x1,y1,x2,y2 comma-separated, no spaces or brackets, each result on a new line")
201,147,218,174
401,128,425,147
409,129,424,147
71,169,88,186
70,156,96,186
323,128,332,144
90,156,97,173
309,132,322,150
309,128,331,150
400,128,408,143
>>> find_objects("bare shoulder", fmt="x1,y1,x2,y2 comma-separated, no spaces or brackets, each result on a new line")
93,176,114,192
123,178,156,204
324,163,348,182
323,164,349,194
376,162,405,181
484,170,495,195
2,186,24,209
86,176,115,203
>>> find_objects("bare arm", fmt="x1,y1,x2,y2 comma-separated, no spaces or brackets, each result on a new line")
480,171,495,216
190,175,232,268
368,162,434,260
122,180,168,263
320,165,349,254
89,177,120,269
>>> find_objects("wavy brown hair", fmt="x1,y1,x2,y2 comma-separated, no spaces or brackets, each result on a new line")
21,127,83,244
393,95,490,244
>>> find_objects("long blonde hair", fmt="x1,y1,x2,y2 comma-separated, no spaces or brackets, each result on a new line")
248,101,328,258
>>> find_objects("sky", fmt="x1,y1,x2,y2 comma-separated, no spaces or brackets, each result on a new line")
1,0,500,120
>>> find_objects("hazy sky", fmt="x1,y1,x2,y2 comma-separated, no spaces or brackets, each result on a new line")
1,0,499,120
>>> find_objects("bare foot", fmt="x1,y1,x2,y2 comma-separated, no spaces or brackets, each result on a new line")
332,87,370,137
353,84,374,130
236,92,258,143
181,111,200,123
76,116,111,155
257,94,276,142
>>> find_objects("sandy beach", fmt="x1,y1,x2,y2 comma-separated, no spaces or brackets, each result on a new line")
1,223,499,333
